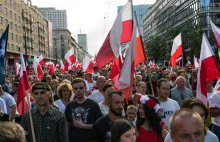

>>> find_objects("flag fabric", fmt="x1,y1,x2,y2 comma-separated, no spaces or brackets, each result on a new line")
65,48,75,65
110,56,123,89
196,33,220,104
83,55,95,73
60,60,65,72
96,1,133,69
46,61,55,75
38,54,45,66
213,79,220,92
176,57,182,64
17,54,29,116
194,56,199,69
170,33,182,67
33,55,44,79
210,20,220,48
0,25,9,84
16,62,21,76
118,16,137,101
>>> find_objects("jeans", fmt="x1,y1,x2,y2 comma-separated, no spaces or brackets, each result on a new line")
212,124,220,141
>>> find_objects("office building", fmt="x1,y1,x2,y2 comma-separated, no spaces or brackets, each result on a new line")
78,34,87,52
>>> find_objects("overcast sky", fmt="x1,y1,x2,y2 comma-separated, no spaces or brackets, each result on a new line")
31,0,156,56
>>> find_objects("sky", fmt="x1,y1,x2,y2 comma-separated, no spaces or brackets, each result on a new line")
31,0,156,56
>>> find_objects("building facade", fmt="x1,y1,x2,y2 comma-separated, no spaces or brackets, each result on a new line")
71,37,85,63
39,7,67,29
77,34,87,52
143,0,220,42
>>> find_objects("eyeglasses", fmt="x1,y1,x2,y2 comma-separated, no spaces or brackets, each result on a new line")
73,87,84,91
33,91,46,96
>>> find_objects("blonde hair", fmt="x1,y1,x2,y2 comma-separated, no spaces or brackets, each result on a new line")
127,105,138,113
57,83,73,99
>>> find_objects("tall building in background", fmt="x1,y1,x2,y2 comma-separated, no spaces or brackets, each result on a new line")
78,34,87,52
39,7,67,29
117,4,151,35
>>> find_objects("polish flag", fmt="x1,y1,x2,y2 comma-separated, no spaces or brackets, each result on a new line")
15,62,21,76
17,54,30,116
33,55,44,79
96,1,133,69
134,25,147,66
38,54,45,65
110,56,123,89
196,33,220,104
213,79,220,92
46,61,55,75
118,17,137,101
83,55,95,73
55,64,59,69
65,48,75,65
170,33,182,67
210,20,220,48
60,60,65,72
194,56,199,69
176,57,182,64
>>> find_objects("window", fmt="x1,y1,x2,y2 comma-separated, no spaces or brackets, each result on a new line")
14,13,16,20
16,35,18,42
0,4,2,12
15,24,17,31
5,19,8,25
9,11,12,18
11,44,14,51
0,17,2,24
14,3,16,10
18,16,20,22
10,22,13,29
11,33,13,40
4,8,7,15
7,43,10,50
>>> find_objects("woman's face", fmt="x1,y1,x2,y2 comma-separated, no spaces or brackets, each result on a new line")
120,127,136,142
138,104,145,119
62,87,71,99
192,106,206,123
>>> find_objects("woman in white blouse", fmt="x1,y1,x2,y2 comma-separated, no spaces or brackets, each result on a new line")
55,82,73,113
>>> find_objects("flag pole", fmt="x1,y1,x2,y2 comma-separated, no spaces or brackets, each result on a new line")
147,65,155,96
26,90,36,142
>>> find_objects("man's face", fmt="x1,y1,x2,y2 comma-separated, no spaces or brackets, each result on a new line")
109,94,124,116
157,82,170,99
50,80,58,89
137,83,146,95
171,116,204,142
63,74,71,81
96,77,106,90
176,78,185,89
46,76,52,83
72,82,85,99
32,89,51,106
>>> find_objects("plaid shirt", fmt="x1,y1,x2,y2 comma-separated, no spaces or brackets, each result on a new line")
21,107,68,142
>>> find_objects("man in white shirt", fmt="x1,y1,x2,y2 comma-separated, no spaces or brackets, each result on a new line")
157,78,180,127
92,66,100,81
85,73,96,95
88,76,106,103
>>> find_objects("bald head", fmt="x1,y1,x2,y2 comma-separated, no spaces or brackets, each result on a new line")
175,76,185,90
96,76,106,91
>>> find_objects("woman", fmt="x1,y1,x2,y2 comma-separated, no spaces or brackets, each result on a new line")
55,82,73,113
137,95,169,142
165,97,218,142
111,119,136,142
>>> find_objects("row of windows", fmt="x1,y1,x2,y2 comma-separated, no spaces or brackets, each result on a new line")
3,0,20,12
0,17,22,32
0,5,21,23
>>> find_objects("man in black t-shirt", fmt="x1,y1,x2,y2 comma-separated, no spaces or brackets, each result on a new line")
65,78,102,142
91,90,125,142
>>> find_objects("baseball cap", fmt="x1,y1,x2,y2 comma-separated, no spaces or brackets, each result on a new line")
151,72,158,78
31,82,51,93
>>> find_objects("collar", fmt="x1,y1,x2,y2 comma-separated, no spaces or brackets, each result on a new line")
32,106,55,115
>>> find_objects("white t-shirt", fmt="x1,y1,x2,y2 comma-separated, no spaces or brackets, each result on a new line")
159,98,180,127
86,81,96,92
0,97,7,113
0,92,16,115
209,91,220,126
99,102,109,115
88,90,104,103
92,72,100,80
54,99,66,113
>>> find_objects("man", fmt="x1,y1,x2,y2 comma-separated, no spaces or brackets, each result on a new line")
92,66,100,81
170,109,204,142
88,76,106,103
92,90,125,142
171,76,193,106
0,84,16,121
157,79,180,126
21,82,68,142
146,72,158,96
85,72,96,95
45,75,52,84
65,78,102,142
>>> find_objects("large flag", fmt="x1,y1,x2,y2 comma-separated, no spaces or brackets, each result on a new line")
170,33,182,67
210,20,220,48
176,57,182,64
0,25,9,84
38,54,45,66
110,56,123,89
65,48,75,65
15,62,21,76
194,55,199,69
96,1,133,69
33,55,44,79
46,61,55,75
60,60,65,72
83,55,95,73
196,33,220,104
118,16,137,101
213,79,220,92
17,54,29,116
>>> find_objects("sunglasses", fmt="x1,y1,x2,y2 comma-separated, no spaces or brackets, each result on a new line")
73,87,84,91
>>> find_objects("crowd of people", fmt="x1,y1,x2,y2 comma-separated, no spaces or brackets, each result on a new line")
0,64,220,142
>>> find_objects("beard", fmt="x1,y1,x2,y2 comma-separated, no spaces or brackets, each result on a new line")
110,104,123,116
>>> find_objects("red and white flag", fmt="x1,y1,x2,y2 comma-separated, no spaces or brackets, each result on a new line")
213,79,220,92
46,61,55,75
170,33,182,67
118,17,137,101
194,55,199,69
38,54,45,65
96,1,133,69
15,62,21,76
65,48,75,65
210,20,220,48
17,54,30,116
110,56,123,89
60,60,65,72
176,57,182,64
33,55,44,79
83,55,95,73
196,33,220,104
